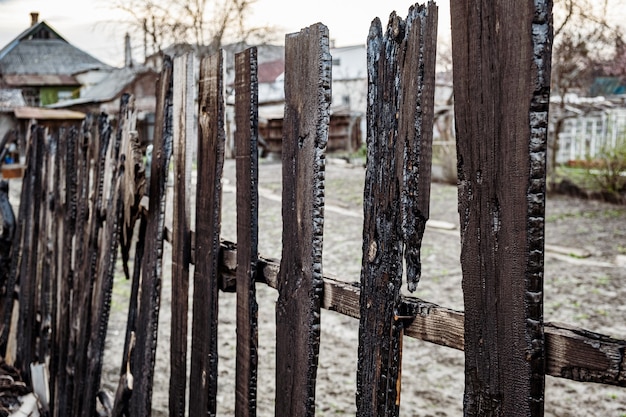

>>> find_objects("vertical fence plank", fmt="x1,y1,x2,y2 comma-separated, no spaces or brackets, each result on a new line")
15,125,45,380
0,122,30,360
234,47,259,417
84,94,141,417
53,121,82,417
130,57,174,416
71,113,112,416
49,125,66,417
275,23,331,417
357,4,438,416
450,1,553,416
189,50,225,417
169,53,195,417
401,3,438,292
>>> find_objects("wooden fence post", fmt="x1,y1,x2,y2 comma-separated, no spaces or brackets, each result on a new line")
450,1,553,416
356,3,438,416
169,53,195,417
129,57,174,416
13,126,45,380
275,23,331,417
234,47,260,417
189,50,225,417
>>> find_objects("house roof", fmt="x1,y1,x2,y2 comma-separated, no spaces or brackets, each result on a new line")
0,21,110,77
48,66,157,108
258,60,285,84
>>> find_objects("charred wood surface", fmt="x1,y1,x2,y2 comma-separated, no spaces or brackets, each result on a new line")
275,23,330,417
189,51,225,417
129,58,174,417
234,47,260,417
357,4,438,416
450,1,553,415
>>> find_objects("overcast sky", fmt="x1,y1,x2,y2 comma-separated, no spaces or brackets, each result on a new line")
1,0,624,68
0,0,452,67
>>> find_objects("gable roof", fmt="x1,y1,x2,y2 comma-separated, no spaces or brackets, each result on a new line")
0,21,109,77
48,66,157,108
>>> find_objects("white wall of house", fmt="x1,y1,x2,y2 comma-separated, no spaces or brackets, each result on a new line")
330,45,367,114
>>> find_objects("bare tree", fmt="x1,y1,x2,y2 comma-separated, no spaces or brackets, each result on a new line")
546,0,622,186
108,0,276,60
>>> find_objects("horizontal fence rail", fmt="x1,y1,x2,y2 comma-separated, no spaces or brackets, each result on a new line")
1,2,626,417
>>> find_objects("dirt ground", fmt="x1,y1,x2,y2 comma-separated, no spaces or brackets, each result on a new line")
101,157,626,416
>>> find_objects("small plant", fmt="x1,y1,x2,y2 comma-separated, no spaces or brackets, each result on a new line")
585,136,626,196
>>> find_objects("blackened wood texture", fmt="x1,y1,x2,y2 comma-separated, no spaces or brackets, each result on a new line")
275,23,331,417
130,58,174,416
56,119,91,417
357,4,437,416
234,47,260,417
15,126,45,380
50,124,71,417
450,1,553,416
71,114,112,416
169,53,195,417
189,51,225,417
78,95,131,417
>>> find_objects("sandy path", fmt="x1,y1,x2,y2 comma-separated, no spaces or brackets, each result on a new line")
101,158,626,416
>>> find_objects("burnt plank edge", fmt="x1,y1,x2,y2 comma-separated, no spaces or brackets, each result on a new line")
189,50,225,417
275,22,330,417
234,47,259,417
169,53,195,417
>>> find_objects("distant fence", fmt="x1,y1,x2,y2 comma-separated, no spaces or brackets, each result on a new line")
556,106,626,164
1,2,626,417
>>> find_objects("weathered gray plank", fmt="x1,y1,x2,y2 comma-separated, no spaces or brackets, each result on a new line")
169,53,195,417
275,23,331,417
450,1,553,415
189,50,225,417
129,57,174,416
234,47,259,417
357,4,438,416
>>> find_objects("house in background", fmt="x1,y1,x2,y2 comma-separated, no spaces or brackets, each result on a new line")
222,43,366,156
0,13,111,107
0,89,25,146
0,15,159,151
49,65,159,146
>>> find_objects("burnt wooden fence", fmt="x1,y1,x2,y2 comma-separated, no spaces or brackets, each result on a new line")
1,2,625,417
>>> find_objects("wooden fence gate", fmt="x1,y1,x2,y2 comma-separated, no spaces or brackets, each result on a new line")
1,1,625,417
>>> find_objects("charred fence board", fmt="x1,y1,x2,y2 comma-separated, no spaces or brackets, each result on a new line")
71,114,112,416
169,53,195,417
81,95,138,417
275,23,330,417
357,4,438,416
54,122,84,417
189,51,225,417
50,125,67,416
15,126,45,380
450,1,553,416
129,58,174,416
234,47,259,417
